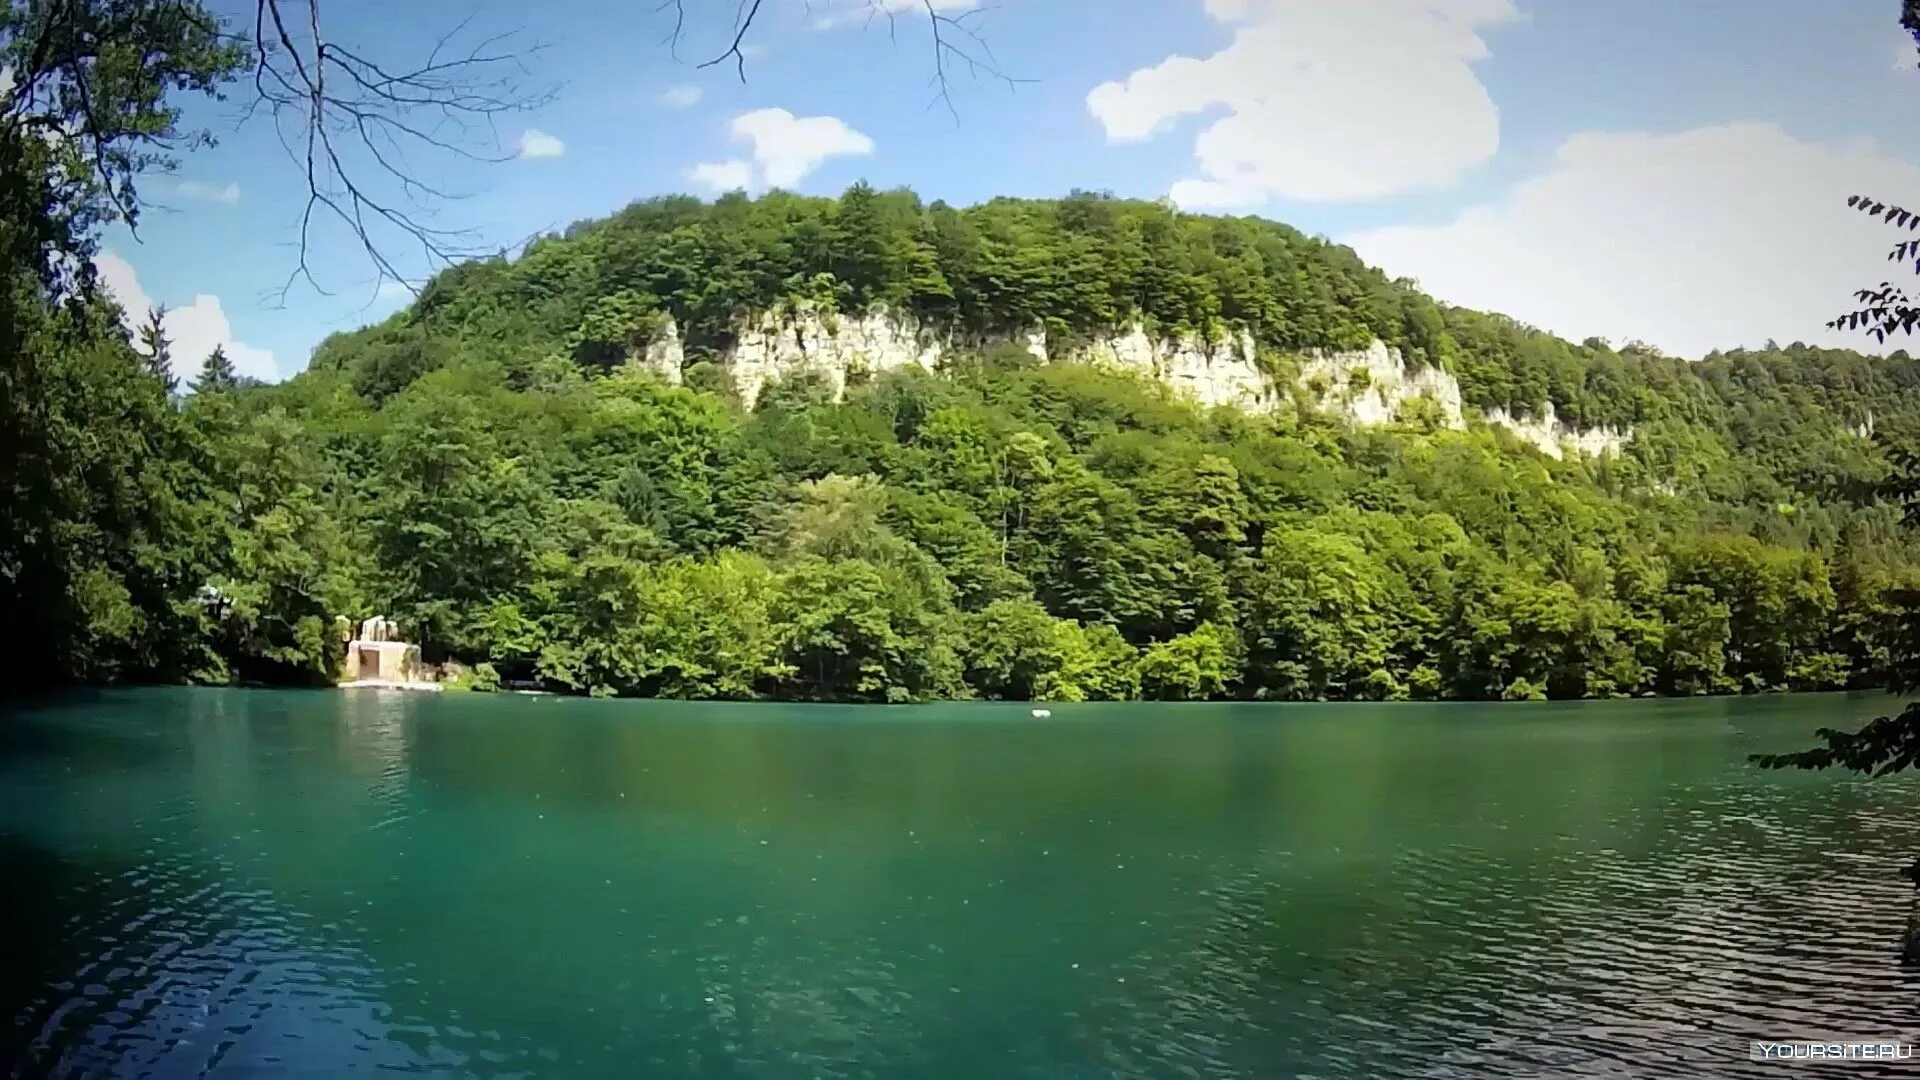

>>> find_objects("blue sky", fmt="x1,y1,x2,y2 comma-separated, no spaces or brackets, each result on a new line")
102,0,1920,381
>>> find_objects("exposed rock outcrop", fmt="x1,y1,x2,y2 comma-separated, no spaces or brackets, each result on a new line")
1295,340,1466,429
1290,342,1630,455
720,309,1277,413
637,308,1631,458
1481,402,1630,460
1079,322,1275,413
725,307,951,407
637,317,684,385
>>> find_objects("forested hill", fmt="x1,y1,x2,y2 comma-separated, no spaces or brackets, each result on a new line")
312,186,1920,492
24,186,1920,702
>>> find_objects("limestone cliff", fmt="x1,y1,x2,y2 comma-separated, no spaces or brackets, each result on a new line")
1292,342,1629,456
1078,323,1275,413
727,305,950,407
1294,340,1467,430
1481,402,1631,460
639,308,1630,458
713,307,1273,414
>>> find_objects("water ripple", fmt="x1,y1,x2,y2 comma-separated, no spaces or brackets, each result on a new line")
7,690,1920,1078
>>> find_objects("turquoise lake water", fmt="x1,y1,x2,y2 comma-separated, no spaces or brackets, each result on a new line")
5,688,1920,1077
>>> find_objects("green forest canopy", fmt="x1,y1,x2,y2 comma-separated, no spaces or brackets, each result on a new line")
16,185,1920,702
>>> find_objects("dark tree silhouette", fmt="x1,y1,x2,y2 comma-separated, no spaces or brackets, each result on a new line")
1832,194,1920,342
1829,2,1920,341
1748,7,1920,937
1756,440,1920,934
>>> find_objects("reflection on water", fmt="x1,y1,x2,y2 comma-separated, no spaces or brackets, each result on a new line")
4,689,1920,1077
0,832,462,1075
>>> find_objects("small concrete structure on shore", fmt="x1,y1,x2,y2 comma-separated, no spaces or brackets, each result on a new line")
339,617,439,691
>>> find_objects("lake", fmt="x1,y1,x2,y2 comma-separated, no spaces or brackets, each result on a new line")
4,689,1920,1077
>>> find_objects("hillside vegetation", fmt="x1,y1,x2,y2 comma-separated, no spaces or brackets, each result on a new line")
19,187,1920,702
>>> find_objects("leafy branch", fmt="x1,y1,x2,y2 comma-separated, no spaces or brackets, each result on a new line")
1830,196,1920,342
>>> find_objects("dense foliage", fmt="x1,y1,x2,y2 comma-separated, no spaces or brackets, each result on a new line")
1,0,247,685
8,178,1920,702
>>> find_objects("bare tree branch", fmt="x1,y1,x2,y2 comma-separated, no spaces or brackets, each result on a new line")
697,0,766,81
656,0,687,58
241,0,552,302
919,2,1024,121
6,0,1020,303
678,0,1023,113
236,0,1020,296
0,0,1016,300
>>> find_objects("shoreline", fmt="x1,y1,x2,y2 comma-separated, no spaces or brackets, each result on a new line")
11,682,1904,709
337,678,443,693
193,685,1914,707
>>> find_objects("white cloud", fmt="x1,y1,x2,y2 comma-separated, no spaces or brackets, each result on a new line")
690,108,874,192
1897,36,1917,74
96,251,278,384
517,128,566,159
1088,0,1515,204
688,159,754,192
167,178,240,204
1347,122,1920,359
735,107,873,186
661,85,704,108
1167,178,1268,211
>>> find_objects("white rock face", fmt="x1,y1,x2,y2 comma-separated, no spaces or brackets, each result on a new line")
704,309,1628,459
722,309,1272,412
1481,401,1630,460
1079,322,1274,412
1294,340,1630,457
638,318,684,384
1161,329,1275,412
1295,340,1466,429
1080,322,1155,374
728,306,946,408
1018,326,1048,362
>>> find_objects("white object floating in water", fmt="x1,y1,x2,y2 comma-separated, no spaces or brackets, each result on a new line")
1030,708,1052,718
